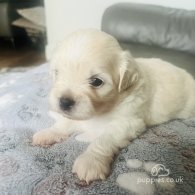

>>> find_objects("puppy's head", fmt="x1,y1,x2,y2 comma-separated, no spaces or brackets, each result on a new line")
49,29,139,120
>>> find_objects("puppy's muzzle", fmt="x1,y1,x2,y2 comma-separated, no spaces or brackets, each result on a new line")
59,97,75,111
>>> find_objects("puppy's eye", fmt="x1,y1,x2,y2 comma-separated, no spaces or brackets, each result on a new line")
89,78,104,88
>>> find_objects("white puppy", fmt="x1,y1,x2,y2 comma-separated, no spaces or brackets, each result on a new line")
33,29,195,183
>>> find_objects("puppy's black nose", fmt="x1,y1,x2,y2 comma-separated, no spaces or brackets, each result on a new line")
59,97,75,111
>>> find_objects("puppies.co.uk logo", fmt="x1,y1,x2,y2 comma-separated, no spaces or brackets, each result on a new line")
137,163,184,185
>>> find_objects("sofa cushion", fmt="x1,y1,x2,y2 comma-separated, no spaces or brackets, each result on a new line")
120,42,195,77
102,3,195,55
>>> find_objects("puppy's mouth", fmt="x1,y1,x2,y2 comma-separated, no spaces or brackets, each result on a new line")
56,109,93,121
63,112,92,120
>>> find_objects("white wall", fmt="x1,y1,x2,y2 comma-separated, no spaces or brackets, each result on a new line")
44,0,195,59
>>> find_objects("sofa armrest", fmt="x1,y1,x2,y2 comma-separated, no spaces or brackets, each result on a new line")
102,3,195,55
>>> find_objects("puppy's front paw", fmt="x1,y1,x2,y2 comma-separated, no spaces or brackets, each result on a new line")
32,129,66,147
72,152,111,183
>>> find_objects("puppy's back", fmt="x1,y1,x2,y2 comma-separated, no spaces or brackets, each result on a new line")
136,58,195,124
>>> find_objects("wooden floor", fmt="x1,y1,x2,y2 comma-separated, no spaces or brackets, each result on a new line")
0,39,46,69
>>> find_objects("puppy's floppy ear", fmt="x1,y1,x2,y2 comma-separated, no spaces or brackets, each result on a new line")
118,51,139,92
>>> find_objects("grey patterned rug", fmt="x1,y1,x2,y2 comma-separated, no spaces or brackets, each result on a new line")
0,63,194,195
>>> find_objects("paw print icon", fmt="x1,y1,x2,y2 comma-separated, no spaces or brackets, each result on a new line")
151,164,170,177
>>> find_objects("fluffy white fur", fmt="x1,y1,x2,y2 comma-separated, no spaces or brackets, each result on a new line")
33,29,195,183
